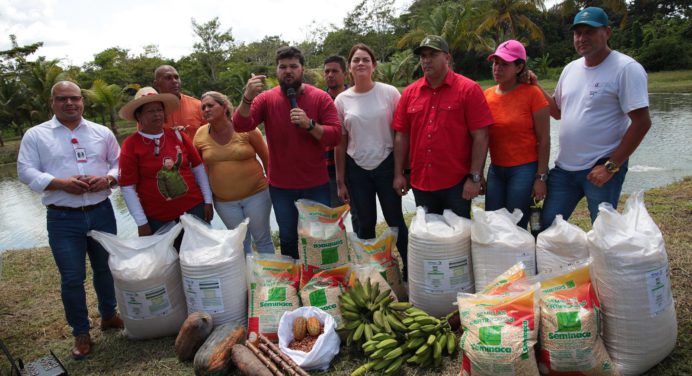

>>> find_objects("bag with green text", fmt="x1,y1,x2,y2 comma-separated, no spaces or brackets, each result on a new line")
537,260,618,375
299,265,350,327
247,253,301,342
457,283,540,376
296,199,351,270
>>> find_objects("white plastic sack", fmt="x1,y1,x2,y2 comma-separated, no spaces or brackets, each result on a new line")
471,206,536,291
179,214,248,326
408,208,474,317
588,191,677,375
536,214,589,274
89,224,187,339
278,306,340,371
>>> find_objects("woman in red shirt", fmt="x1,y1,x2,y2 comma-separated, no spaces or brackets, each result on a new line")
118,87,213,237
484,40,550,229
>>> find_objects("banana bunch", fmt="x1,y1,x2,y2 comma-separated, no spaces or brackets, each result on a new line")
341,278,459,375
401,307,458,368
339,277,398,345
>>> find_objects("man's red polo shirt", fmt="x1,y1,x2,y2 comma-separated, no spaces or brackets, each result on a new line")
392,69,493,191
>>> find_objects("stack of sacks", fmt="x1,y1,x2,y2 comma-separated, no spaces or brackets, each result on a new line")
588,191,677,375
536,214,589,274
89,224,187,339
471,207,535,291
408,207,474,317
179,214,248,326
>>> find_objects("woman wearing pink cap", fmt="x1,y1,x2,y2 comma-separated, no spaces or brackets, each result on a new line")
484,40,550,229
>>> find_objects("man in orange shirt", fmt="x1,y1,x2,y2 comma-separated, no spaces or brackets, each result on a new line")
153,65,206,139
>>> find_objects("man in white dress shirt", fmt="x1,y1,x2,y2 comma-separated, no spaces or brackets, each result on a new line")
17,81,123,359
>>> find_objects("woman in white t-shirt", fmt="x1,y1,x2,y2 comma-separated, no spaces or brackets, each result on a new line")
334,43,409,276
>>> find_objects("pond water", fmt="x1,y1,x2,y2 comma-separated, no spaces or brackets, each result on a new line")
1,93,690,252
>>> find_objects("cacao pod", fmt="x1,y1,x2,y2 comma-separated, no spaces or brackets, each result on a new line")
293,316,307,340
307,316,321,336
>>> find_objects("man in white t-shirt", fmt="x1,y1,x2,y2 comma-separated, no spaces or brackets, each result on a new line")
534,7,652,228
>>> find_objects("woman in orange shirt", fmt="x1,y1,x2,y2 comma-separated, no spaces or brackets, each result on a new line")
484,40,550,229
194,91,274,253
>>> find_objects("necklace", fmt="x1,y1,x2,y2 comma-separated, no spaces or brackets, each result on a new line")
140,132,165,156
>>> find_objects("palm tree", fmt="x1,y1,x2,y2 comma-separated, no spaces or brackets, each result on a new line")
473,0,546,46
376,50,418,86
553,0,628,28
21,58,68,122
397,1,493,54
83,79,124,136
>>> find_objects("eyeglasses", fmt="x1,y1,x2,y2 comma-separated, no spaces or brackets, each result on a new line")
154,137,160,156
54,96,83,103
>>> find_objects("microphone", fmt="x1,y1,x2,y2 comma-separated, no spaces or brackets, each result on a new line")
286,88,298,109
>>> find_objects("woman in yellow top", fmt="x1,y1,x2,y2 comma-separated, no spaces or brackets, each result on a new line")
194,91,274,253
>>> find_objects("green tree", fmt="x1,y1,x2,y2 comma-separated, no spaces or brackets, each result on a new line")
0,35,44,138
473,0,546,45
82,79,124,136
22,57,70,123
191,17,234,83
376,50,418,86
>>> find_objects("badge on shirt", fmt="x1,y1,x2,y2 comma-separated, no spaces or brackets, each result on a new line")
75,148,87,163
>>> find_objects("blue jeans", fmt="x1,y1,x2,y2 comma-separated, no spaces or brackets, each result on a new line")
215,189,274,254
346,153,408,267
47,199,117,336
147,201,207,250
412,179,471,219
485,161,538,229
269,183,331,259
541,161,628,229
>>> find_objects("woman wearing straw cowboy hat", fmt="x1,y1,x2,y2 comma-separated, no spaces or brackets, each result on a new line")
118,87,213,239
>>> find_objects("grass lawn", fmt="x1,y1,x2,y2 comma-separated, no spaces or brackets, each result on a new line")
1,177,690,376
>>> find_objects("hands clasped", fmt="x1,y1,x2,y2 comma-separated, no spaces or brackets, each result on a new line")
59,175,111,194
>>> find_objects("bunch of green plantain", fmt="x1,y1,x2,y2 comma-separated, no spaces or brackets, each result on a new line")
339,278,459,375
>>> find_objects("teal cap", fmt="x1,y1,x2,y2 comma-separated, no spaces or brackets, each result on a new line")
571,7,609,29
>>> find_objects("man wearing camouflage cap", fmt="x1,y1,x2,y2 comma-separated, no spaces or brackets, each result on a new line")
391,35,493,218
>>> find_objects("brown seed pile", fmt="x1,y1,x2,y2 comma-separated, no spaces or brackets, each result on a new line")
288,325,324,353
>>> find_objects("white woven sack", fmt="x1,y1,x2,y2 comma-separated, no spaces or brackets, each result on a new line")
588,191,677,375
408,207,474,317
89,224,187,339
278,307,341,371
179,214,248,326
471,206,536,291
536,214,589,274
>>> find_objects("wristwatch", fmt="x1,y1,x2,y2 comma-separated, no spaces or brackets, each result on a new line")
106,175,117,188
306,119,316,131
604,160,619,174
535,173,548,182
468,172,482,183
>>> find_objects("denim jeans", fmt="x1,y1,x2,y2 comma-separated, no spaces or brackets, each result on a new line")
147,201,207,250
269,183,331,259
541,161,628,229
412,179,471,219
346,153,408,268
215,189,274,254
485,161,538,229
47,199,117,336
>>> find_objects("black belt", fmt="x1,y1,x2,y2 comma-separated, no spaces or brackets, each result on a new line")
47,200,106,212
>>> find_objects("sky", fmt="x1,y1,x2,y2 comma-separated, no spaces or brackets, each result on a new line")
0,0,412,66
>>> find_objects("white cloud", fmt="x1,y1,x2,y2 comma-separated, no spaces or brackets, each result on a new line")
1,0,411,66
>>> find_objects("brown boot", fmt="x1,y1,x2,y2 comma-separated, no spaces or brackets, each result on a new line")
72,334,93,360
100,312,124,330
